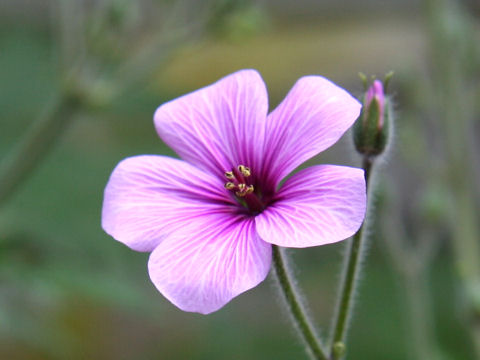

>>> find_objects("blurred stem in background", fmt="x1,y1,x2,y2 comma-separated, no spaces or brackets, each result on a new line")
382,202,441,359
425,0,480,356
0,0,217,206
0,93,81,204
384,1,480,359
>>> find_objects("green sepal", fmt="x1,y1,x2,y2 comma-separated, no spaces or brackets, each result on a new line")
353,97,389,156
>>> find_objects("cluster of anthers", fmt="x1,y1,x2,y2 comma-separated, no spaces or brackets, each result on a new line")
224,165,254,197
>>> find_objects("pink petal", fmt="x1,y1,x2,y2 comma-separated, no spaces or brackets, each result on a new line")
102,155,235,252
148,214,271,314
262,76,361,187
255,165,366,248
154,69,268,180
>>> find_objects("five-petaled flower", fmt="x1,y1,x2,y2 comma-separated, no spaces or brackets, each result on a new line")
102,70,366,314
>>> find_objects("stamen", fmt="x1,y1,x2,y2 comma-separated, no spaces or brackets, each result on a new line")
234,184,254,197
225,182,235,190
223,164,265,213
238,165,251,177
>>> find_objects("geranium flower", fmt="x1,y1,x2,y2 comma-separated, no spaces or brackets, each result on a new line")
102,70,366,314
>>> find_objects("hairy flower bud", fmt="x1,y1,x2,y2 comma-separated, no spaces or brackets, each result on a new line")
353,79,391,156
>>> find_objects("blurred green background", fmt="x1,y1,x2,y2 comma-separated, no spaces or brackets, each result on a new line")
1,0,479,359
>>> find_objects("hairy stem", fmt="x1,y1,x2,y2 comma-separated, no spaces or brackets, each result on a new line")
329,156,373,359
272,245,328,360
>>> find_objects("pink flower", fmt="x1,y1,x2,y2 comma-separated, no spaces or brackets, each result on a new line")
102,70,366,314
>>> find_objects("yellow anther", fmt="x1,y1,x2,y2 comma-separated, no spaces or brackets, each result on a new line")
225,182,235,190
237,183,246,191
225,171,234,180
238,165,251,177
245,185,254,194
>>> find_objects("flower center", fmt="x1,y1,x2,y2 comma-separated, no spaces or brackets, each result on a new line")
224,165,265,214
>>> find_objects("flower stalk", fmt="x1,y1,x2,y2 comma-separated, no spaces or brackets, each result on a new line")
329,157,373,359
329,75,391,358
272,245,329,360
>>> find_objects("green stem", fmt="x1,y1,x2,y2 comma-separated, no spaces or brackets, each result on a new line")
0,93,81,205
272,245,329,360
329,156,373,359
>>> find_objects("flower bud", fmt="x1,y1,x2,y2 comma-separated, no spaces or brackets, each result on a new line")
353,79,391,156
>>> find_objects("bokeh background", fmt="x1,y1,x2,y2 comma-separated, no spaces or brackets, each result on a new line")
1,0,479,359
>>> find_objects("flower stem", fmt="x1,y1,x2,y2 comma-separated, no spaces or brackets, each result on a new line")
329,156,373,359
272,245,328,360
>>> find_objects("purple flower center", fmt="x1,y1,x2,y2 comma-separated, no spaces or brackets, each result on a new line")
224,165,266,214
